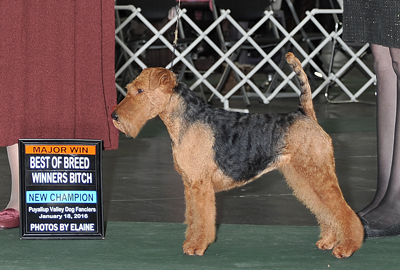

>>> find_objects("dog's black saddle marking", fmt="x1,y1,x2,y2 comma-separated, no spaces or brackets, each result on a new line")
174,83,305,182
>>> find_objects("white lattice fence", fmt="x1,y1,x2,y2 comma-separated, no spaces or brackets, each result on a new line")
115,5,375,110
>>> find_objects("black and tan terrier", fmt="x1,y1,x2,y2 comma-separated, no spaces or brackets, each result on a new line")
111,53,363,258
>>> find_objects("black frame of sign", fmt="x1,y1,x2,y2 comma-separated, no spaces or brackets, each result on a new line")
19,139,104,239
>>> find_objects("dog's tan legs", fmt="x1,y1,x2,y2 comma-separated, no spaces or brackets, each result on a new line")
279,120,364,258
316,222,338,251
182,180,216,256
280,164,338,249
281,162,364,259
183,181,195,242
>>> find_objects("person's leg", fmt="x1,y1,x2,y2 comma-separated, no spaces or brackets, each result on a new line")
6,143,19,210
0,143,20,229
361,46,400,236
358,44,397,217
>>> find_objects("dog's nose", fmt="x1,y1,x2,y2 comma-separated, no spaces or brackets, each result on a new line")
111,111,119,121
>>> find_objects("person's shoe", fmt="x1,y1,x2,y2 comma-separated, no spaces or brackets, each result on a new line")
359,215,400,238
0,208,20,229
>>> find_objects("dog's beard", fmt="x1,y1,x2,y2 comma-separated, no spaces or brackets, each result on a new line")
112,120,142,138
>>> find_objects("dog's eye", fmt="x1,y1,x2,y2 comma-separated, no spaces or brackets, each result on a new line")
138,89,143,94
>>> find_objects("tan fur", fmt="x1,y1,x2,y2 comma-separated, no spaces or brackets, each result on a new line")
280,118,364,257
112,54,364,258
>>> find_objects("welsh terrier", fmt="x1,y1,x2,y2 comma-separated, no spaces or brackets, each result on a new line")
111,53,364,258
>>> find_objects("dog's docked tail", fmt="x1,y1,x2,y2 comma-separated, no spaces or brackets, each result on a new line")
285,52,317,121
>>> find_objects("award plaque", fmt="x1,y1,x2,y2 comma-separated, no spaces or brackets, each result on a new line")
19,139,104,239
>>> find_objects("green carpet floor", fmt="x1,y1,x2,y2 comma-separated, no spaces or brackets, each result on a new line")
0,222,399,269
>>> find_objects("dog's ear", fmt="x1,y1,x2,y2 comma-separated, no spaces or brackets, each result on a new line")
149,68,177,92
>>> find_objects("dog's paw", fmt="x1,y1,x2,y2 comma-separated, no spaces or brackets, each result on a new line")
331,243,358,259
183,240,208,256
316,236,337,251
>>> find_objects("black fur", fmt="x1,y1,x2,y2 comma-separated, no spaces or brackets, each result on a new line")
174,83,306,182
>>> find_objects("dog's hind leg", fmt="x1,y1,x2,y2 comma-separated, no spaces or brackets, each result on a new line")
282,164,363,258
280,120,364,258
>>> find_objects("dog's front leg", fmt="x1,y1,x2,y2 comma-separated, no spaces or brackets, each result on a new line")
183,181,194,243
182,179,216,256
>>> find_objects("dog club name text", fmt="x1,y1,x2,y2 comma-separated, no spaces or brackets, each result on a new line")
28,206,97,214
28,206,96,221
29,223,96,232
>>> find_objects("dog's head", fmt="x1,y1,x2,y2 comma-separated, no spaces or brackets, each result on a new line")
112,68,177,137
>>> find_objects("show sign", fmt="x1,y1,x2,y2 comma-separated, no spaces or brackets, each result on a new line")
19,139,104,239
